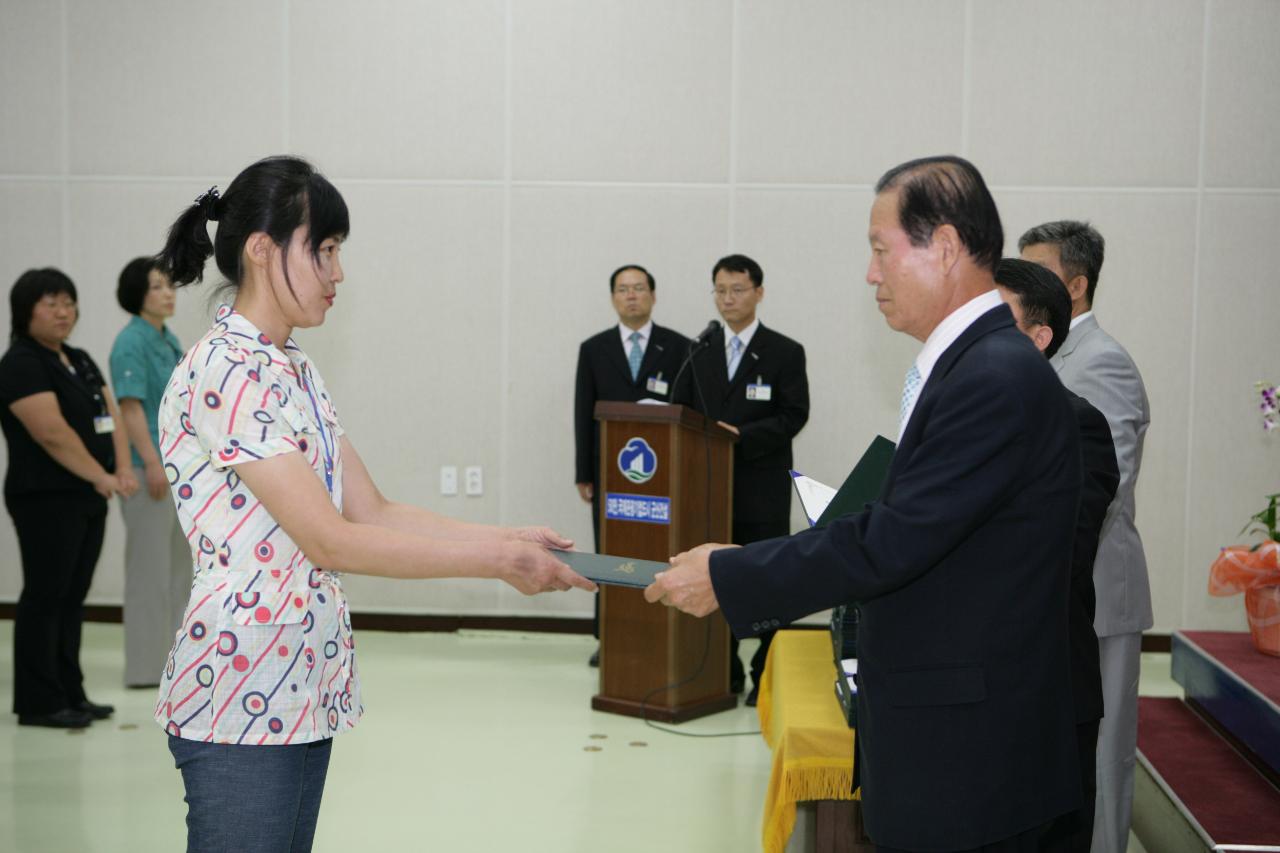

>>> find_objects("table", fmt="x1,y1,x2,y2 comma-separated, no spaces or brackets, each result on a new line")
757,630,870,853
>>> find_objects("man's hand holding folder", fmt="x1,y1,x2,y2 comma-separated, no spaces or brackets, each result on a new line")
645,435,894,618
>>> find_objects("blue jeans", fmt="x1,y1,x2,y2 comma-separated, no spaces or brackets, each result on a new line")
168,735,333,853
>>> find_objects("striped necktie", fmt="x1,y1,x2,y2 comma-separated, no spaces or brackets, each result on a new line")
899,363,922,435
628,331,643,381
727,335,743,380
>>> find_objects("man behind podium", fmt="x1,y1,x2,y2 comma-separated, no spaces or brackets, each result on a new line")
648,157,1083,851
672,254,809,706
574,265,688,663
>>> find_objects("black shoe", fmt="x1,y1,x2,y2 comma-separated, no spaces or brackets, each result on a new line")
18,708,93,729
76,699,114,720
730,677,745,694
588,649,600,668
744,685,760,707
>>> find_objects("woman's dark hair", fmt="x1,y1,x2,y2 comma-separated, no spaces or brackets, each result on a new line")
157,156,349,297
10,268,78,342
117,256,161,315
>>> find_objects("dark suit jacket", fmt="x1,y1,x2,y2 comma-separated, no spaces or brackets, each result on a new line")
673,323,809,524
1067,391,1119,725
708,305,1081,850
574,323,689,486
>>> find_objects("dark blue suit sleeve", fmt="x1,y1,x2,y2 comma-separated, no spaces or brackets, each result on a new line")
710,363,1036,637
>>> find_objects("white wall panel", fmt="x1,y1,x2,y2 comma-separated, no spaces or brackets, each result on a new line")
1184,193,1280,631
735,0,964,184
290,0,507,180
970,0,1204,187
66,0,287,176
1203,0,1280,188
0,0,63,174
510,0,733,182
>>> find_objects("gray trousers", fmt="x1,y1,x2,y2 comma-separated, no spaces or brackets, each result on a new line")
119,468,192,687
1091,631,1141,853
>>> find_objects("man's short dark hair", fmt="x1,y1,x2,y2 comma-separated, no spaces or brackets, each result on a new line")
711,254,763,288
117,256,161,315
874,156,1003,273
609,264,654,292
1017,220,1105,306
994,258,1072,359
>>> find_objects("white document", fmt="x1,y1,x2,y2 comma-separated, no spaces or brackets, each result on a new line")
790,470,836,528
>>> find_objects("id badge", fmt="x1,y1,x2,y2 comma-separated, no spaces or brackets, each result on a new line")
646,375,670,396
746,379,772,402
93,415,116,434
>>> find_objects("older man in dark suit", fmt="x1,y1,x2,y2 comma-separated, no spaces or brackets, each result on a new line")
673,253,809,705
574,264,688,664
648,157,1083,852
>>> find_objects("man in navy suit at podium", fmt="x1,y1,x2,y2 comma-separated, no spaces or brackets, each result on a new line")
648,157,1083,852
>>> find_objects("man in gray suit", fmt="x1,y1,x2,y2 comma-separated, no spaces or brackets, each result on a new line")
1020,220,1152,853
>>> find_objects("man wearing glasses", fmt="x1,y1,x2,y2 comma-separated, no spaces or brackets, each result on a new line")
673,254,809,705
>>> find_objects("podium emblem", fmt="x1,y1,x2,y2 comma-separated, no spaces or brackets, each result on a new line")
617,437,657,484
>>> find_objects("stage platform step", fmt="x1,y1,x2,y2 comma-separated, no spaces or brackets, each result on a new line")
1172,630,1280,777
1135,697,1280,852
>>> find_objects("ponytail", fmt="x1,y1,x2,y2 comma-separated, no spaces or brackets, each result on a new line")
158,187,219,287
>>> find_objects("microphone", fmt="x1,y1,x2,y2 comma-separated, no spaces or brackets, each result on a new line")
690,319,721,350
671,320,720,416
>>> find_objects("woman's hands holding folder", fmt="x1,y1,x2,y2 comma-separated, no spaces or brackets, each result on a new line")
509,526,574,550
501,541,597,595
644,543,738,617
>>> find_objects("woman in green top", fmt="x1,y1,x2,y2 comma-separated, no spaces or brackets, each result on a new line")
109,257,188,687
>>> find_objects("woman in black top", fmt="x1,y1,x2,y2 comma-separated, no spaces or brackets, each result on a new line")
0,268,138,728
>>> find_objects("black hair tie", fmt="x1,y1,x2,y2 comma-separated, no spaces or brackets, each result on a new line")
194,186,220,222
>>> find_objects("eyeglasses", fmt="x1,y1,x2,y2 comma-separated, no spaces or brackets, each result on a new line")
37,297,77,310
713,286,755,300
613,284,651,296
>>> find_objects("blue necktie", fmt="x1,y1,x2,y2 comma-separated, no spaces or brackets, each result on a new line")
727,335,743,381
628,331,643,381
899,363,922,435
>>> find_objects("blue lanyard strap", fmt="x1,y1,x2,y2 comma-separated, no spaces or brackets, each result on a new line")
298,363,335,497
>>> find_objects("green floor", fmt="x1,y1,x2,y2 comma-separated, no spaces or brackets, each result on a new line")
0,623,1175,852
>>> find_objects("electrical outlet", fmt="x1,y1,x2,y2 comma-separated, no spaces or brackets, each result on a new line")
440,466,458,496
464,466,483,496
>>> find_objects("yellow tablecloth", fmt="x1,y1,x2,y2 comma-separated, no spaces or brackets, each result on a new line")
757,629,858,853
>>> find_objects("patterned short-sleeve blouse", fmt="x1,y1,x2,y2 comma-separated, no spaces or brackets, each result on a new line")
154,305,361,745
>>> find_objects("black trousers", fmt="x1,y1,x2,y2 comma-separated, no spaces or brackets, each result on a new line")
730,518,790,688
1059,719,1100,852
8,493,107,715
876,810,1078,853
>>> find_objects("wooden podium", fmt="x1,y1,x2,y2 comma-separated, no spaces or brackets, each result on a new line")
591,401,739,722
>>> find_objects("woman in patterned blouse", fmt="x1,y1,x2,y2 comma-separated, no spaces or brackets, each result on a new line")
153,156,595,853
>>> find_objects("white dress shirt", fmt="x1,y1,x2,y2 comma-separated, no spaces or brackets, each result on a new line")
898,289,1005,442
618,320,653,356
1069,310,1093,331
